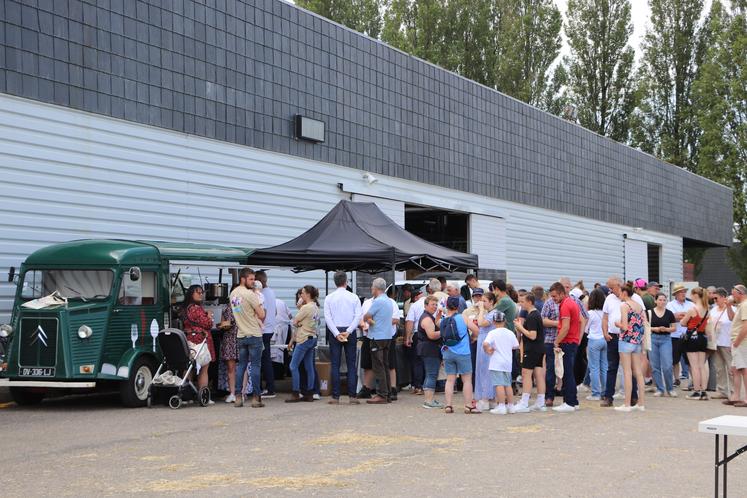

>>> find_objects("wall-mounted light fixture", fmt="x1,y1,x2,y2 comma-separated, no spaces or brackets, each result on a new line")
294,115,325,143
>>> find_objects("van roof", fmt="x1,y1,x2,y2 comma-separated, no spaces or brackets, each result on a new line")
24,239,254,266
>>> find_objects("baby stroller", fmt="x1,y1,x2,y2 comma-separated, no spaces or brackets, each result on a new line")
147,328,211,409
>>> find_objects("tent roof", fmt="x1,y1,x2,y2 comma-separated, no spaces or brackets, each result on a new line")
247,200,478,273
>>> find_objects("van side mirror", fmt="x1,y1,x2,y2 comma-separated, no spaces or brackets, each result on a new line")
8,266,15,283
128,267,141,282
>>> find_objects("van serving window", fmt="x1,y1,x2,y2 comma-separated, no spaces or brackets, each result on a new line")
118,272,157,305
21,270,114,300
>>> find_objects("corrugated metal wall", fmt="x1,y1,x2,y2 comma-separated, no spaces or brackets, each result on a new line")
0,95,684,322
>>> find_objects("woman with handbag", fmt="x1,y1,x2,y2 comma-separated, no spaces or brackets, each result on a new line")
180,285,216,395
286,285,320,403
710,288,735,400
680,287,711,400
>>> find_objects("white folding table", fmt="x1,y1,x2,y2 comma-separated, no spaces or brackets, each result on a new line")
699,415,747,497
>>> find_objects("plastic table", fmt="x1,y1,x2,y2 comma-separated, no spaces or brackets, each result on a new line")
699,415,747,497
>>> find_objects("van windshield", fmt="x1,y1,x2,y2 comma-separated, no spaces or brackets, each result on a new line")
22,270,114,300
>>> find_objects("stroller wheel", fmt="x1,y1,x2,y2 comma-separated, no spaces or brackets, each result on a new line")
198,387,211,407
168,395,182,410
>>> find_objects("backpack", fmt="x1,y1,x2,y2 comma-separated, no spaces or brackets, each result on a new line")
440,315,463,347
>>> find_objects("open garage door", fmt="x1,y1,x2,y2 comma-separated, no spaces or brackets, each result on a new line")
470,214,506,277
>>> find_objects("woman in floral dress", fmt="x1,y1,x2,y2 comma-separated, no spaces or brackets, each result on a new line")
615,284,647,412
180,285,216,391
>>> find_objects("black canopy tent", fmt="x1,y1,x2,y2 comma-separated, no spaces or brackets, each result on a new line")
247,200,479,276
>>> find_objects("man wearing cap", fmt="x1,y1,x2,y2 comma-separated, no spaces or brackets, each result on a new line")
404,287,425,394
635,279,655,311
667,284,694,387
727,285,747,407
647,282,662,306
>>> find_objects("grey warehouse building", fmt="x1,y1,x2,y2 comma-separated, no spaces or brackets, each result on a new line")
0,0,733,318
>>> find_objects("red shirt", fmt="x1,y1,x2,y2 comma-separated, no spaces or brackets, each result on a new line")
558,297,581,344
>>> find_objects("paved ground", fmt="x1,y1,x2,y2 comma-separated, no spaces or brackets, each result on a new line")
1,388,746,497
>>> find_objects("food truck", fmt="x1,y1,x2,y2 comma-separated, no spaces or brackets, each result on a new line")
0,239,253,406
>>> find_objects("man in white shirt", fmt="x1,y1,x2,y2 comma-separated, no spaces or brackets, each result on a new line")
256,271,277,398
323,271,362,404
667,285,695,387
600,276,645,407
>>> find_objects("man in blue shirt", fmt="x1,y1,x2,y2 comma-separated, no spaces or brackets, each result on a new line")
363,277,394,404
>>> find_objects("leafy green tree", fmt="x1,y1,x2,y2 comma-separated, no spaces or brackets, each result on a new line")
563,0,637,142
692,1,746,272
495,0,562,106
631,0,707,168
296,0,385,38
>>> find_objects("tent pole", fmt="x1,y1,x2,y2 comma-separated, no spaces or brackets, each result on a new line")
325,270,329,297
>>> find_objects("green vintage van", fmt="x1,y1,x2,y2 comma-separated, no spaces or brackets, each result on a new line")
0,240,253,406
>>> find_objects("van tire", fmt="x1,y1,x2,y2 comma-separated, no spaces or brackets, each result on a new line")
120,357,155,407
10,387,45,406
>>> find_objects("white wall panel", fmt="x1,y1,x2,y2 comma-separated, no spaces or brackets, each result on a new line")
0,95,685,322
470,214,505,270
624,238,649,283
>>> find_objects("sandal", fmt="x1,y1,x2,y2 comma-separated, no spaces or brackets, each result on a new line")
464,405,482,414
445,406,454,414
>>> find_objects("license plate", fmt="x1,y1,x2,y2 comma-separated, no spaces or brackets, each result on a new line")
20,367,55,377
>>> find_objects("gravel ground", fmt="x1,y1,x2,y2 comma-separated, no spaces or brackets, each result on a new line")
1,388,746,497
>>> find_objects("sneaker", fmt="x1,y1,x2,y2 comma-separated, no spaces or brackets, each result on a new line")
668,390,678,398
552,403,576,413
476,400,490,411
507,404,517,414
686,391,701,400
674,379,681,387
234,395,244,408
586,395,601,401
613,392,624,400
614,405,633,412
577,384,590,392
389,389,398,401
513,403,530,413
489,405,508,415
357,387,372,399
225,393,236,403
634,405,646,412
700,391,709,401
260,390,277,399
530,403,548,412
422,401,440,409
313,394,321,400
207,399,215,405
653,391,664,397
600,397,613,407
574,405,580,411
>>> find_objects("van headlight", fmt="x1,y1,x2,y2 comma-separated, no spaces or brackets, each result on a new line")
77,325,93,339
0,324,12,338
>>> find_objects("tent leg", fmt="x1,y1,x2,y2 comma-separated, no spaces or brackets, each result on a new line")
325,271,329,296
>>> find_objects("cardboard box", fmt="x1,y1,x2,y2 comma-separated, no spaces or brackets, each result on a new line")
316,361,331,397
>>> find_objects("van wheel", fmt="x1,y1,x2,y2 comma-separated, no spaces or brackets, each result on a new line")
120,357,154,407
10,387,45,406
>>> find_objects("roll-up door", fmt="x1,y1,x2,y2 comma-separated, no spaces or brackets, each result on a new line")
624,238,649,282
470,214,506,272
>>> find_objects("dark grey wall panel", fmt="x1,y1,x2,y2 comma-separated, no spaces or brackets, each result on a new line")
0,0,733,245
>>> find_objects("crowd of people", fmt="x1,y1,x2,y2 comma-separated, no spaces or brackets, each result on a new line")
177,268,747,414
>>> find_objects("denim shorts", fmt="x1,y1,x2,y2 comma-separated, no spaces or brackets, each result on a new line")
442,349,472,375
490,370,512,387
619,340,642,354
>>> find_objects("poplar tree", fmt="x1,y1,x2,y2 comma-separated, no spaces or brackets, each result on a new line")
296,0,385,39
563,0,637,142
631,0,706,169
